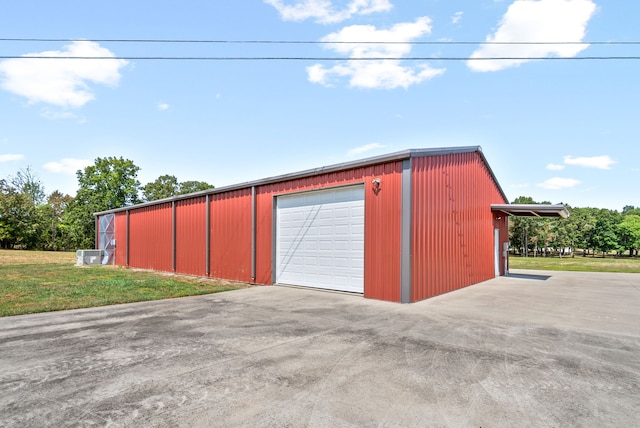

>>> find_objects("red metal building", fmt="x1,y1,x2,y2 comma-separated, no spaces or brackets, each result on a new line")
95,146,566,303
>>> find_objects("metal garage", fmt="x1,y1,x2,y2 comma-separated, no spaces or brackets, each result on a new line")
95,146,567,303
275,185,365,293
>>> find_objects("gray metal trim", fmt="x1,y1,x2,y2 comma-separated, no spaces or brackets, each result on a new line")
95,216,99,249
205,194,211,276
94,146,495,216
125,210,130,266
251,186,256,282
172,201,176,272
491,204,570,218
271,195,278,285
400,158,413,304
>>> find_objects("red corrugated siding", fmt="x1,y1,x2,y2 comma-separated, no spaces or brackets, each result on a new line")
176,197,207,276
363,162,402,302
128,203,173,272
210,189,252,282
411,152,507,302
254,165,402,301
114,212,127,266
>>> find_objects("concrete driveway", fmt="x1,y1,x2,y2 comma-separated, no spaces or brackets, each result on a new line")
1,269,639,427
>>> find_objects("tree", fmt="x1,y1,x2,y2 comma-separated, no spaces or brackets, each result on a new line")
40,191,74,251
618,214,640,257
142,174,180,201
178,180,213,195
142,176,214,202
65,157,141,249
10,166,45,205
508,196,551,256
0,169,47,250
588,209,621,257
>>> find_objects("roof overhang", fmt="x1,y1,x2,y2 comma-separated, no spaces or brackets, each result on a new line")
491,204,569,218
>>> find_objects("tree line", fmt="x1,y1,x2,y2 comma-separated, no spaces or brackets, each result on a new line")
0,157,212,251
2,158,638,256
509,196,640,258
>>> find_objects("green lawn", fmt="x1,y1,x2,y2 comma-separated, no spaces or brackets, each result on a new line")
0,250,249,317
509,254,640,273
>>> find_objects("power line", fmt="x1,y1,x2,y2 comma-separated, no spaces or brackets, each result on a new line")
1,37,640,45
1,56,639,61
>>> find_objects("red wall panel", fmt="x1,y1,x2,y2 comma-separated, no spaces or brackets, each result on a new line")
114,212,127,266
128,203,173,272
411,152,508,302
209,189,252,282
175,197,207,276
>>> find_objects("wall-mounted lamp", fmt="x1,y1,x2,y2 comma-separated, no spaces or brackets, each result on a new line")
495,216,502,221
371,178,381,194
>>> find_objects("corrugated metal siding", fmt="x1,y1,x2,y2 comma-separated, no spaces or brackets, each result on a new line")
128,203,173,272
114,212,127,266
210,189,252,282
254,165,402,301
176,197,207,276
363,162,402,302
411,152,507,302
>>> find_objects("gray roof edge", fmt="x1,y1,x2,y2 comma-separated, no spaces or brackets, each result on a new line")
491,204,570,218
95,146,494,216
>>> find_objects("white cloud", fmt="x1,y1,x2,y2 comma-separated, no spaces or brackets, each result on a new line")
264,0,392,24
563,155,616,169
0,153,24,163
41,109,79,120
468,0,597,72
347,143,385,157
43,158,93,175
452,11,463,25
157,103,170,111
546,163,565,171
307,17,446,89
537,177,581,190
0,41,128,108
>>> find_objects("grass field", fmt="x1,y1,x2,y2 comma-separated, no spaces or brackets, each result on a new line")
0,250,249,317
509,255,640,273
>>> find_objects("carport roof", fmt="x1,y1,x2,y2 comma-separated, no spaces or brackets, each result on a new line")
491,204,569,218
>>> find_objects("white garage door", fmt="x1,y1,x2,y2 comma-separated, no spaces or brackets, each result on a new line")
276,186,365,293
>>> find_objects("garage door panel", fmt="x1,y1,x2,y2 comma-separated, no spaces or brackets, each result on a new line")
276,186,364,294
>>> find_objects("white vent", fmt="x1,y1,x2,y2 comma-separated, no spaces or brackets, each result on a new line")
76,250,104,266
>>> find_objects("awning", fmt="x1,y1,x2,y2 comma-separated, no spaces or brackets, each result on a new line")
491,204,569,218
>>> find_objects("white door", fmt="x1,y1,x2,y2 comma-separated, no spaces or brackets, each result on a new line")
276,186,365,293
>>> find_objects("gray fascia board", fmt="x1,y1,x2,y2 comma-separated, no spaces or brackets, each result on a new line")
94,146,486,216
491,204,570,218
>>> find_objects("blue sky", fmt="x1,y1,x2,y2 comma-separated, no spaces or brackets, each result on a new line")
0,0,638,210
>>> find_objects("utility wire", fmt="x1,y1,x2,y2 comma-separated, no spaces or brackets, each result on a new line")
1,56,639,61
1,38,640,45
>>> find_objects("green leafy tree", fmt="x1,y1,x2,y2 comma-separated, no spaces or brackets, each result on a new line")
10,166,45,205
622,205,640,216
40,191,74,251
65,157,141,249
142,176,213,201
178,180,213,195
0,169,47,250
142,174,180,201
508,196,551,256
618,214,640,257
588,209,621,256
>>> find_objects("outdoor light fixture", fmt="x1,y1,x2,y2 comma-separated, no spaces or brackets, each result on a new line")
371,178,381,188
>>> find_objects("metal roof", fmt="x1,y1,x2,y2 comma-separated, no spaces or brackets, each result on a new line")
95,146,508,216
491,204,570,218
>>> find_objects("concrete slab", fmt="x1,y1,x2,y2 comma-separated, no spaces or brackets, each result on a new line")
1,269,639,427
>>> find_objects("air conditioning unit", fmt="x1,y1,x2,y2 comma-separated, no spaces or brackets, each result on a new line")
76,249,104,266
